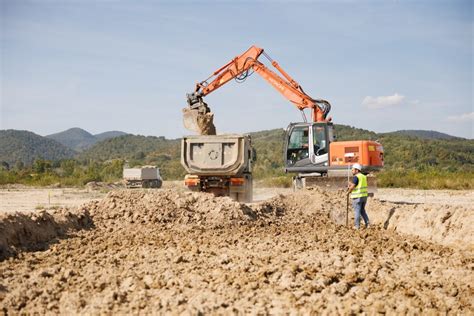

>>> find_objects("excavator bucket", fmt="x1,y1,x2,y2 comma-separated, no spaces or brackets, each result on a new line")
183,108,202,133
182,108,216,135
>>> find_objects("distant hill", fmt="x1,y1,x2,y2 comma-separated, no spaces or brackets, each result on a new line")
385,130,461,140
242,126,473,177
94,131,128,142
0,130,75,167
46,128,96,151
79,135,182,179
46,128,128,151
80,135,178,161
2,125,473,179
79,125,473,178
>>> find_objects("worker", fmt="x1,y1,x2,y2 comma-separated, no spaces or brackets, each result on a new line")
347,163,369,229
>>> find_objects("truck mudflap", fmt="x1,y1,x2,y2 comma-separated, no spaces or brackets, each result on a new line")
184,174,253,203
229,174,253,203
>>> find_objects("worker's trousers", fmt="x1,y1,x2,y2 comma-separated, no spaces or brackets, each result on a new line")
352,196,369,229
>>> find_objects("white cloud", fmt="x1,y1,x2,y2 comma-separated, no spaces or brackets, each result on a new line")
362,93,405,109
447,112,474,122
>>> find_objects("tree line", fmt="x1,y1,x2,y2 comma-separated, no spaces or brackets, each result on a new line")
1,127,473,189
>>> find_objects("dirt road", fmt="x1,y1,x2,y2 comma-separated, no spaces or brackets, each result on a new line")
0,187,473,314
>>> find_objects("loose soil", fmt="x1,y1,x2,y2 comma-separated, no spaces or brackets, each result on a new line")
0,187,473,314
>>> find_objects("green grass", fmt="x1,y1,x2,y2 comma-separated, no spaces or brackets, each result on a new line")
377,169,474,190
2,163,473,191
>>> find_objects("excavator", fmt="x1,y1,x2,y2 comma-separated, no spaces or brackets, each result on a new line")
183,45,383,189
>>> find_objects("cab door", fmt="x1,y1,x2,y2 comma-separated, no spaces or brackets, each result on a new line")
310,123,330,167
285,123,311,169
284,122,333,173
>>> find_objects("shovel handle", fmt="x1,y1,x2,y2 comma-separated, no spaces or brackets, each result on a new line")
346,194,349,227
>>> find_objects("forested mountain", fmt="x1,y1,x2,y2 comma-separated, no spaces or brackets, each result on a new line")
94,131,128,141
46,128,128,151
376,134,473,171
2,126,473,185
79,135,178,161
0,130,75,167
79,135,183,179
385,130,462,140
333,124,379,141
77,126,473,180
247,127,473,178
46,128,96,151
251,125,474,173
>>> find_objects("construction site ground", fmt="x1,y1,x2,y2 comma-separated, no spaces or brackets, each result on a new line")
0,183,473,314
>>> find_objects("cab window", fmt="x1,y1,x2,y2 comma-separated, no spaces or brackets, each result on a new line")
313,125,327,156
287,126,309,164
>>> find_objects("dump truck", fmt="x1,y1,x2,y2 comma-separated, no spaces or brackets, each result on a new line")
181,134,255,203
123,166,162,188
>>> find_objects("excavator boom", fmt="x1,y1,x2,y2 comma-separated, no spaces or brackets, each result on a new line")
183,45,331,135
183,45,384,192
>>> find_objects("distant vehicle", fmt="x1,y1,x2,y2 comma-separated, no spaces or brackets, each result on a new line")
123,166,162,188
181,134,255,203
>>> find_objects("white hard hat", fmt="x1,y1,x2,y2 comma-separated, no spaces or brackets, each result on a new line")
352,163,362,171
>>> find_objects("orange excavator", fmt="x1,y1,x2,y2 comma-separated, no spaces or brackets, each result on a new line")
183,45,383,188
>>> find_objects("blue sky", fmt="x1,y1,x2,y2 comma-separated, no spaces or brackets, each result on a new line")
1,0,473,139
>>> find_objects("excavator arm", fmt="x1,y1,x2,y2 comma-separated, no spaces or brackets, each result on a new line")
184,45,331,134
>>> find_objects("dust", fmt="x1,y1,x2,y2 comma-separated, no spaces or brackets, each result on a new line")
0,188,472,314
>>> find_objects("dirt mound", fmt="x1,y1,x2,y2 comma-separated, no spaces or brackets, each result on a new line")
0,188,472,314
83,190,259,228
0,208,92,260
265,188,474,250
369,199,473,250
82,189,349,229
85,181,124,191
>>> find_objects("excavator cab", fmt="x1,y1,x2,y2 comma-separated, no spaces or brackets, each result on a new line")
284,122,334,174
285,122,383,191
